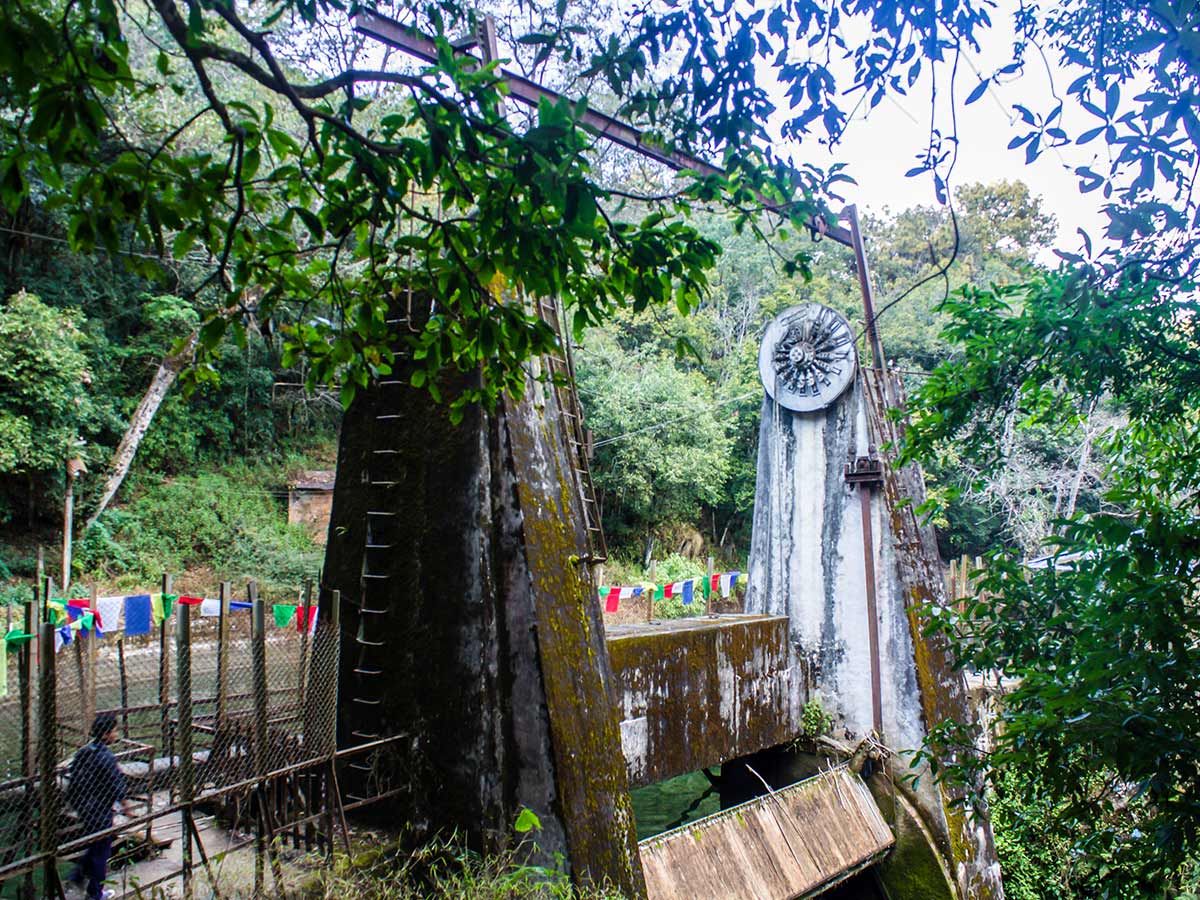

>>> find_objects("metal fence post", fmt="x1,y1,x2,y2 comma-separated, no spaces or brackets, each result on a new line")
20,595,34,900
216,582,230,726
37,623,57,900
177,602,193,900
158,574,172,763
251,584,267,898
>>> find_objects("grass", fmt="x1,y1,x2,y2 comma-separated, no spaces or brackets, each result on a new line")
303,837,630,900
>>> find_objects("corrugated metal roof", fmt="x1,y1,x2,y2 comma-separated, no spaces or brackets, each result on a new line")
639,766,894,900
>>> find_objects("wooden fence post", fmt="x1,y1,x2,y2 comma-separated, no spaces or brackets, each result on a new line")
705,555,714,617
37,622,58,900
177,601,193,900
647,560,656,623
85,584,98,731
297,579,311,710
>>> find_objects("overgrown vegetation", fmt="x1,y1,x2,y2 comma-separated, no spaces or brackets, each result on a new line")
307,838,629,900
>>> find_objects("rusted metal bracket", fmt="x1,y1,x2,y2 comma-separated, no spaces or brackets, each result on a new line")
843,455,883,486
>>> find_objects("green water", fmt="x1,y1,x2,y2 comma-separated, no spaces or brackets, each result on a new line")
630,768,721,841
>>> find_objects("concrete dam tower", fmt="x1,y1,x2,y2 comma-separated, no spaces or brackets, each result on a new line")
745,303,1003,900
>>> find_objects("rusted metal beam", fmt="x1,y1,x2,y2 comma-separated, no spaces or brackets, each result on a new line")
353,10,854,248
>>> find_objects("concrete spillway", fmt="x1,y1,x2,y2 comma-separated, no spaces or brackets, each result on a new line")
638,767,893,900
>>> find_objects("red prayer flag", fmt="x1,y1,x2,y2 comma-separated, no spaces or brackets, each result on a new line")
178,596,204,606
296,605,317,632
663,583,674,598
710,573,720,592
67,598,91,609
604,587,620,613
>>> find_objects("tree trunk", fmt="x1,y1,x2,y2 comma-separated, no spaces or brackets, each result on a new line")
83,331,198,532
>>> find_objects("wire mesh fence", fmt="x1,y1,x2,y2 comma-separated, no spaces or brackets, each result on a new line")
0,578,385,900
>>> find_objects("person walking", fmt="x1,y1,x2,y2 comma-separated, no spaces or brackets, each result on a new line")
66,714,134,900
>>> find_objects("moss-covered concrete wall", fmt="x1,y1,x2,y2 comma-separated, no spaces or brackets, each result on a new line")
322,326,643,898
606,615,801,787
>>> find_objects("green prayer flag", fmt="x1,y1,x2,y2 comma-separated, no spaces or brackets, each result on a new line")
654,584,665,600
273,604,297,628
4,630,32,648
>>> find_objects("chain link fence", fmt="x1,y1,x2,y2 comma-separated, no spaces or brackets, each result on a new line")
0,580,383,900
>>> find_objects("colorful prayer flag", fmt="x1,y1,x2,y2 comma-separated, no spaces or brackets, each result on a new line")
200,598,221,617
631,586,644,597
653,584,664,600
681,579,695,605
720,571,740,597
604,587,620,614
273,604,297,628
177,595,204,606
96,597,124,633
124,595,152,636
229,601,252,611
4,630,32,648
296,605,318,633
663,583,674,599
46,601,68,625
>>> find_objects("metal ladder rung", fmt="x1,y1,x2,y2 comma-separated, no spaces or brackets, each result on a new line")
372,449,401,456
375,414,403,421
369,480,398,487
354,667,383,676
367,510,398,517
356,637,385,647
361,573,390,581
352,697,382,706
359,606,389,615
365,543,394,550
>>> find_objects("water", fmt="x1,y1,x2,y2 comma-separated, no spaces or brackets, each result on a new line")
630,769,721,841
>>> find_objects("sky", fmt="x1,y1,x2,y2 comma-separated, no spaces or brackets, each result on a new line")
781,2,1104,257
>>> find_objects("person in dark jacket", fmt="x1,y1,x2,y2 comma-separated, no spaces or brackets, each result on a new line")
66,715,133,900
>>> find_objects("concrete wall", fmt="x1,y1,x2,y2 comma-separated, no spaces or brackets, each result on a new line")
745,382,926,756
606,615,802,788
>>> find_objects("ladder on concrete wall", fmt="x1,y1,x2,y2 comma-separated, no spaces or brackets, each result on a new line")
535,295,608,564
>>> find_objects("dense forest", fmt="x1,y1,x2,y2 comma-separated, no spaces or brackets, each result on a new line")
0,176,1077,590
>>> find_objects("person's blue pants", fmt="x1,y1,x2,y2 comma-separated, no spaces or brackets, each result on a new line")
70,836,113,899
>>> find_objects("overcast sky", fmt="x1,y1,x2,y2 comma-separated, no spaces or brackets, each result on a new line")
785,2,1103,257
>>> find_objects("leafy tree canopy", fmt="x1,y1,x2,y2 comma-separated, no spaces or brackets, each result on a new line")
0,291,92,475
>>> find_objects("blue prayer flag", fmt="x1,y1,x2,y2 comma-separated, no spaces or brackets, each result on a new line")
682,579,694,605
124,595,152,636
229,601,253,610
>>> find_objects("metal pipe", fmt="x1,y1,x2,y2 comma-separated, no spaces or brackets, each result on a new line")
353,10,854,248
